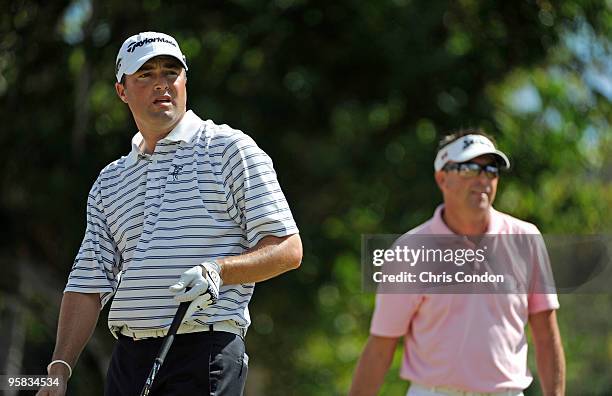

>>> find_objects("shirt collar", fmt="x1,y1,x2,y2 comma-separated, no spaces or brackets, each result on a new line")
429,204,455,235
429,204,502,235
125,110,202,167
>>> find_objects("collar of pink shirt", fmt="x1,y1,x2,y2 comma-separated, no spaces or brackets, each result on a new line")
428,204,505,235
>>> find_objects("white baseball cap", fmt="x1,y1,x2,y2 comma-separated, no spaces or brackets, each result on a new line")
115,32,188,82
434,134,510,171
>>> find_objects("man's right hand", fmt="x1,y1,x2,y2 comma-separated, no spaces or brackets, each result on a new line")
349,335,399,396
35,367,69,396
36,292,101,396
35,379,67,396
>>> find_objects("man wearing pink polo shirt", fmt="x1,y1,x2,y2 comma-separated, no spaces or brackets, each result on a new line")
349,129,565,396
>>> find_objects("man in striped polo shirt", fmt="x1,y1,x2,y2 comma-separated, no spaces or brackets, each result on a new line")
349,130,565,396
39,32,302,396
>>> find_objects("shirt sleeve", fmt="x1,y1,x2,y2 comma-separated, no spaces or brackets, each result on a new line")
527,233,560,314
220,132,299,247
370,293,423,337
64,177,121,308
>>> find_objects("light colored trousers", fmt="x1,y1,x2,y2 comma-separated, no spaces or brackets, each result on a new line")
407,383,524,396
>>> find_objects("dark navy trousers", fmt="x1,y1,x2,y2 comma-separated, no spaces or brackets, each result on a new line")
105,331,248,396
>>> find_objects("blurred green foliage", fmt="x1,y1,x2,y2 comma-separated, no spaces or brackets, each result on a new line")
0,0,610,395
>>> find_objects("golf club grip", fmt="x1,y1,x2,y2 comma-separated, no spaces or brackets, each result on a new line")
139,288,193,396
167,299,190,335
138,301,190,396
154,300,189,363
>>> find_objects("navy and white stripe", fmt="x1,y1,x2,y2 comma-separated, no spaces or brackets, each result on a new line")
65,110,299,333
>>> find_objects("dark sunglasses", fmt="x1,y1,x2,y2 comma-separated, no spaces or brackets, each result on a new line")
443,162,500,179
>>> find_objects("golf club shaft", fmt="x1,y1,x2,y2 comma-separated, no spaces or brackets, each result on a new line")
139,298,191,396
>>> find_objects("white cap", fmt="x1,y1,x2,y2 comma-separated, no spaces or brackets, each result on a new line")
115,32,188,82
434,134,510,171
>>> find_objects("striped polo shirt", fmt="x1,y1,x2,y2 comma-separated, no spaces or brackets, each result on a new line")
65,110,299,334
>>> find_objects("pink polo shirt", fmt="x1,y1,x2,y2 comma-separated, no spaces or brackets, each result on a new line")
370,205,559,393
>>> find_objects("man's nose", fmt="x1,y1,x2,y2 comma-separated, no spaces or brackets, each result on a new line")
476,170,491,185
154,74,169,90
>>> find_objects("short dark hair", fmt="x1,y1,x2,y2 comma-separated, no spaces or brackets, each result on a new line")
437,128,498,151
118,69,186,86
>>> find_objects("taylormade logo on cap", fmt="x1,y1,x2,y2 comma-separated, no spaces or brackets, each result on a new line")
126,36,176,53
434,134,510,171
115,31,188,82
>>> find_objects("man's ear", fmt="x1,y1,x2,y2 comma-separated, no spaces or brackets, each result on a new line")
115,82,128,103
434,170,446,191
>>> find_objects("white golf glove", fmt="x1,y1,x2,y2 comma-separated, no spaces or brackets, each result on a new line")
169,261,222,321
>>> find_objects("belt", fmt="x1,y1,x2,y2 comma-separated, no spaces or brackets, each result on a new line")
410,383,523,396
118,320,247,341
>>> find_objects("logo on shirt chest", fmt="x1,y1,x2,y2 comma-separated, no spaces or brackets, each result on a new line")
170,164,184,180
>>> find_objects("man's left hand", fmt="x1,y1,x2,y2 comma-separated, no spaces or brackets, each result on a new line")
169,262,222,319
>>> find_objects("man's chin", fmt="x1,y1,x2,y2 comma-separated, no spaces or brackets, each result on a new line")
468,196,492,211
150,109,175,118
148,110,181,124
